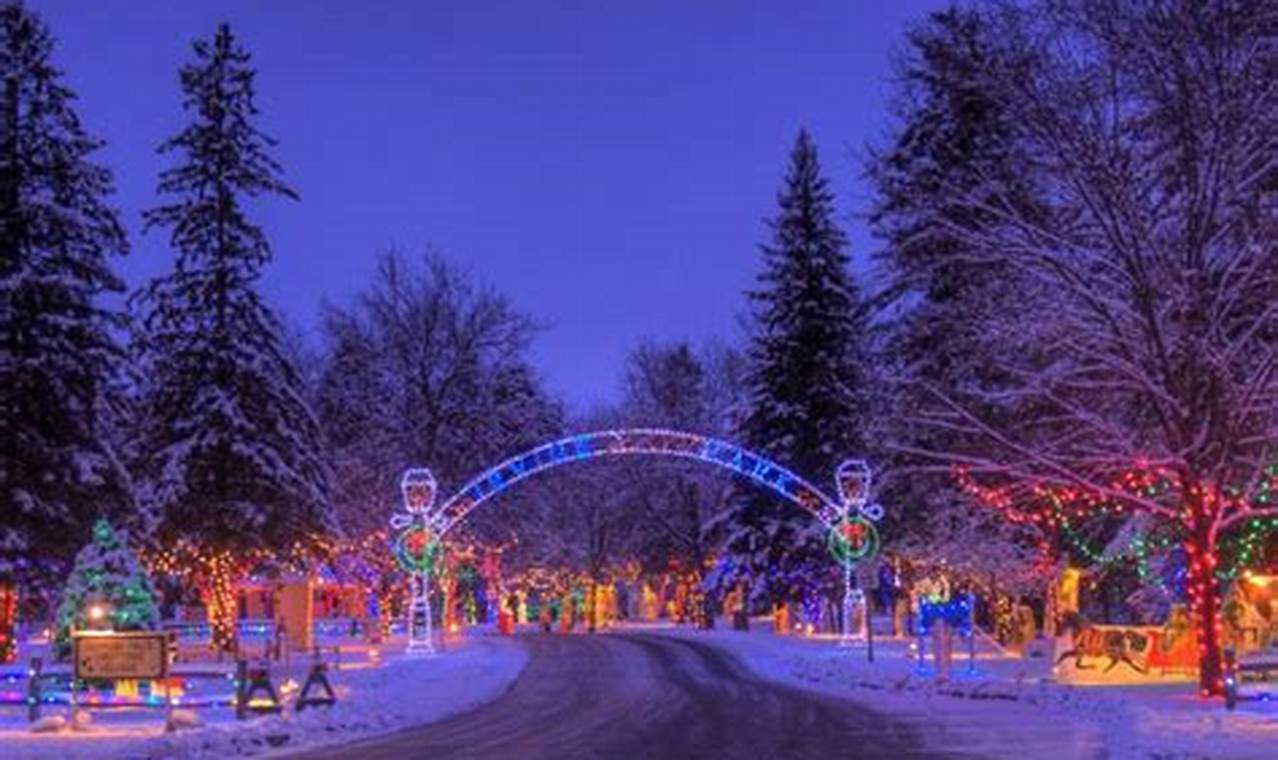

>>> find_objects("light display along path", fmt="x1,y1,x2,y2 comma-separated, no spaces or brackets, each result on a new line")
391,428,883,654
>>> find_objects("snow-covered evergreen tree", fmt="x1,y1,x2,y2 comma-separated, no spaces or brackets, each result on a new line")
0,4,134,591
724,130,871,607
132,23,331,649
54,519,159,659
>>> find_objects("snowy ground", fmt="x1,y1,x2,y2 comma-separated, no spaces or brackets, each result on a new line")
646,621,1278,760
6,622,1278,759
0,635,528,760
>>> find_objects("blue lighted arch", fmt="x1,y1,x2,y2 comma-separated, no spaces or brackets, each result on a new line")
429,428,845,536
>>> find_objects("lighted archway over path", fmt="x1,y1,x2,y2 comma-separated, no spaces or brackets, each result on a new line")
391,428,883,654
438,429,850,534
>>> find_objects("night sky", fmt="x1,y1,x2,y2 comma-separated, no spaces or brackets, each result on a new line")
33,0,946,409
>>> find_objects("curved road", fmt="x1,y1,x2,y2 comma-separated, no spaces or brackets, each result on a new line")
294,633,975,760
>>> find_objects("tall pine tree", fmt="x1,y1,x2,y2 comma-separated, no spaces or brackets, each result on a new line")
133,23,331,651
0,4,133,592
726,130,870,610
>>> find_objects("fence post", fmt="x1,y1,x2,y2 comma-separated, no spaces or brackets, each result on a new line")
866,602,875,663
915,598,927,673
234,660,247,720
1224,648,1238,710
968,595,977,675
272,622,283,662
26,657,42,723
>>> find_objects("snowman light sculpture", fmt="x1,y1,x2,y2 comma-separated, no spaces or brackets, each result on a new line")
829,460,884,647
391,468,441,655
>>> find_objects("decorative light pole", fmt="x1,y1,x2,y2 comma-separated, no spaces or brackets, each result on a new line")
391,468,441,656
829,460,884,649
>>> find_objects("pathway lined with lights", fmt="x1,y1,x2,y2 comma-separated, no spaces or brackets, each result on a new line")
292,633,968,760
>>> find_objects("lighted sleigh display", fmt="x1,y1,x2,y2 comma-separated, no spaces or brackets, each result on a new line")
1053,576,1278,685
1053,619,1199,684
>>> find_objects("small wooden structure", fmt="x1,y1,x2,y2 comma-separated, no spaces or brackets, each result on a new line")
276,576,314,653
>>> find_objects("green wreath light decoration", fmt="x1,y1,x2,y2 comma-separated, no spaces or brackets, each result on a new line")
827,515,880,564
394,525,441,573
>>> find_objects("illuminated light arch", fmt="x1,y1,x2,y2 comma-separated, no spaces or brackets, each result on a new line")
392,429,882,654
428,429,849,536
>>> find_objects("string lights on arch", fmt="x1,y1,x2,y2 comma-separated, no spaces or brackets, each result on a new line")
427,428,855,536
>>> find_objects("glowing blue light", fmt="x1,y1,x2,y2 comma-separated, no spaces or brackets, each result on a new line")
918,594,975,637
428,428,847,537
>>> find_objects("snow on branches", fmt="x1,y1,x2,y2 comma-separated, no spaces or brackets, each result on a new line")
873,0,1276,694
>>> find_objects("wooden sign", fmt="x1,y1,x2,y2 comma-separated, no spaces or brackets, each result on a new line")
73,632,168,680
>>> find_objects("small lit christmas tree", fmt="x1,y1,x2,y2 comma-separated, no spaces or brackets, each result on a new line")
54,520,161,659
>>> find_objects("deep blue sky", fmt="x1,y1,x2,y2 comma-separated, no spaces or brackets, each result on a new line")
34,0,945,409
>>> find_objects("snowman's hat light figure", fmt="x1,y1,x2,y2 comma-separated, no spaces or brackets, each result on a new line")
835,459,871,509
401,468,438,515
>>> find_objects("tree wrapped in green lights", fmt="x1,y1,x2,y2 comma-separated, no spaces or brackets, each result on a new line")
54,520,161,659
957,462,1278,694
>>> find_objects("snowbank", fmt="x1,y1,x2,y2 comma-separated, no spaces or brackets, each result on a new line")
0,636,528,759
650,625,1278,760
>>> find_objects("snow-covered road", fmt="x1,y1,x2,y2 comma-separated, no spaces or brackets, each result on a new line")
291,632,957,760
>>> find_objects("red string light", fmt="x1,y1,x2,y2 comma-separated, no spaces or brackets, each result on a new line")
953,463,1276,697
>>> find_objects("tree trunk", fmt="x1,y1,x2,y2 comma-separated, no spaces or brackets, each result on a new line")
588,579,597,633
203,552,239,655
1186,517,1224,696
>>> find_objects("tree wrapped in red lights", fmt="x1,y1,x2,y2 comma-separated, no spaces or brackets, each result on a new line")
870,0,1277,696
952,466,1169,573
956,464,1278,693
145,533,331,653
145,541,277,652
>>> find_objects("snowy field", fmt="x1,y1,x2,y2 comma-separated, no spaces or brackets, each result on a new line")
0,635,528,760
647,623,1278,760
